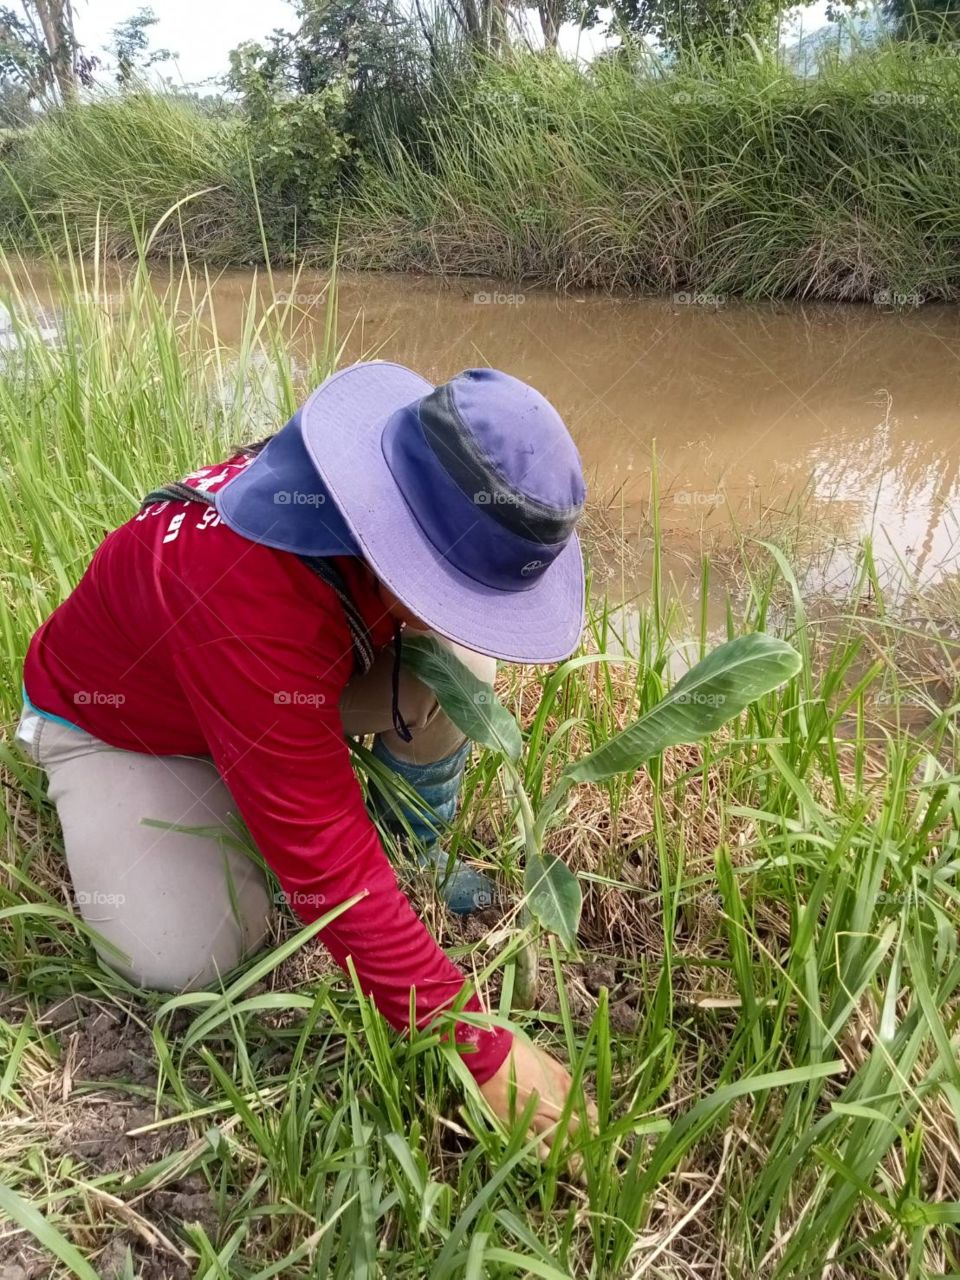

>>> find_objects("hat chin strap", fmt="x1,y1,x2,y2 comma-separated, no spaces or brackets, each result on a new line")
390,621,413,744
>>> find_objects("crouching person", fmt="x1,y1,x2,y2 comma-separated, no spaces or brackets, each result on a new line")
18,363,587,1148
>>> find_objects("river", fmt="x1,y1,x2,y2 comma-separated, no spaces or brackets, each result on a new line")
9,266,960,615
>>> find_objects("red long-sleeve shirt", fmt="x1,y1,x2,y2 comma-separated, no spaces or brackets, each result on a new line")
23,454,511,1083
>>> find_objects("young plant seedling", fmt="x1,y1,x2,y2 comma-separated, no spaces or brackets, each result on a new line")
402,632,802,1007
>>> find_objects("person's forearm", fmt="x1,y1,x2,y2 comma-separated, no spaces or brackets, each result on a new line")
282,855,512,1082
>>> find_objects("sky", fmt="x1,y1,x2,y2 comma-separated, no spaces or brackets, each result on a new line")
74,0,295,88
72,0,834,90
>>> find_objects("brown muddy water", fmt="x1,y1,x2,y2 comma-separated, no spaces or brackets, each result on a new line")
11,267,960,615
211,271,960,613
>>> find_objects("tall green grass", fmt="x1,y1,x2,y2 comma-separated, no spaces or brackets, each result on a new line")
0,94,261,262
3,39,960,299
349,39,960,299
0,252,959,1277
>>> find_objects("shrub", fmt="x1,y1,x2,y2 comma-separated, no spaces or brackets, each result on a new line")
0,92,263,261
344,40,960,300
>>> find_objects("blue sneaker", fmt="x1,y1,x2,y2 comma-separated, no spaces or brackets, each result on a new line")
371,738,496,915
416,843,497,915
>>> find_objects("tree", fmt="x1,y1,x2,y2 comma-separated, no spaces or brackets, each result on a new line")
528,0,599,50
229,0,437,153
0,75,30,125
0,8,43,98
439,0,511,49
28,0,75,99
0,0,96,104
884,0,960,38
108,7,175,86
608,0,787,53
230,0,425,99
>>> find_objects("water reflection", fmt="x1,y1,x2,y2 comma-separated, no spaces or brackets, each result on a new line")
7,264,960,602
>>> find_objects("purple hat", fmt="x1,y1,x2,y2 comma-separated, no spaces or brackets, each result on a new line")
219,362,586,663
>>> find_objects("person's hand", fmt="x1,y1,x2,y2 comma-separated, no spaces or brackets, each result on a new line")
479,1039,587,1158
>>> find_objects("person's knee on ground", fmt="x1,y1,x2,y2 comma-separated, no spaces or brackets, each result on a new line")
99,840,272,992
21,715,273,991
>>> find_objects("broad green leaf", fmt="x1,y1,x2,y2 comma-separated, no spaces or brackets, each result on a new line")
400,634,522,762
566,633,801,784
524,851,582,949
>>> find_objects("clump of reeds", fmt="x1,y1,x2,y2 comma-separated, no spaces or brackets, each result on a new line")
346,38,960,300
0,93,262,261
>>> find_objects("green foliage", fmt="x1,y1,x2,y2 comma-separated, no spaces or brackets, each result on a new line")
233,70,353,246
0,1185,101,1280
0,0,97,104
609,0,787,53
347,38,960,300
401,634,522,762
885,0,960,38
0,77,31,127
567,633,802,783
523,851,582,950
222,0,460,249
0,8,47,98
0,92,261,260
4,33,960,296
404,630,800,967
228,0,437,177
107,6,175,87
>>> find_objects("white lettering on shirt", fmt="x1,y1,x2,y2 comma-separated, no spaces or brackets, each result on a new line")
162,512,186,543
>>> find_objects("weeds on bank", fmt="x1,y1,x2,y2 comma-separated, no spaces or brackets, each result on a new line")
3,38,960,300
347,40,960,300
0,254,958,1276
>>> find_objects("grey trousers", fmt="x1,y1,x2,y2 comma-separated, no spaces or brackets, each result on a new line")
16,635,494,992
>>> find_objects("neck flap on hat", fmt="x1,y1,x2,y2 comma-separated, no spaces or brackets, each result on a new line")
215,410,361,557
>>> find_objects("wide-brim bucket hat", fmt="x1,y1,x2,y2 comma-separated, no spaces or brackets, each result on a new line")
217,361,586,663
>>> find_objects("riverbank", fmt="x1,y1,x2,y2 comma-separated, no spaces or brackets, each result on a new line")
1,255,959,1278
2,39,959,300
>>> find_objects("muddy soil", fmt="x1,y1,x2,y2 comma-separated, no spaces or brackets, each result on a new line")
0,994,216,1280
